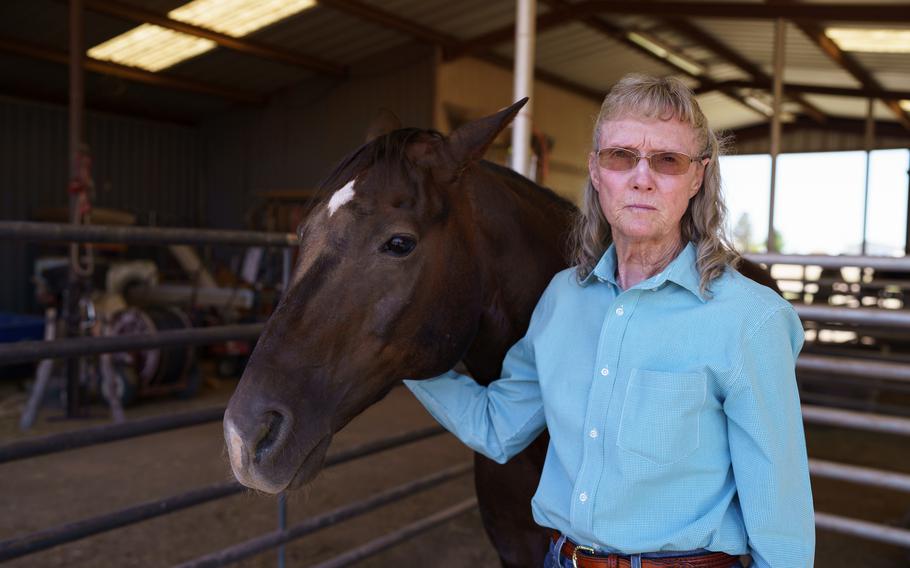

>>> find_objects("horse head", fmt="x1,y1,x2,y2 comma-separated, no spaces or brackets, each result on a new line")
223,100,530,493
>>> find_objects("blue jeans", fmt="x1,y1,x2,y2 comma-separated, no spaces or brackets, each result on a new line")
543,535,746,568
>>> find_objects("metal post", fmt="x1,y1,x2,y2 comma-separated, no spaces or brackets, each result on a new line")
65,0,86,418
277,493,287,568
510,0,535,178
861,99,874,255
767,18,785,252
905,153,910,255
281,248,292,299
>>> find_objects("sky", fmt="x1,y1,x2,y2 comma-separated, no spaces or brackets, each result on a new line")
719,149,910,256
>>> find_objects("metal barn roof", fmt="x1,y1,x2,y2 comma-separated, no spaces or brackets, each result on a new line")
0,0,908,138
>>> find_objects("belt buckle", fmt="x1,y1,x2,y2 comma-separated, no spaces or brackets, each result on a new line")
571,545,597,568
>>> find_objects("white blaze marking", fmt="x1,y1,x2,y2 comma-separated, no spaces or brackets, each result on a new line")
226,422,245,469
327,180,356,217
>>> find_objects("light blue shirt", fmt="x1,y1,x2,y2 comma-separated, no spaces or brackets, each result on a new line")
405,242,814,567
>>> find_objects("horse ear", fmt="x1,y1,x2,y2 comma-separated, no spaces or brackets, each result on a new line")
365,108,402,143
446,98,528,166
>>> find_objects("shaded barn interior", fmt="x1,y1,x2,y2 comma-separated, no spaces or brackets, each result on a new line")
1,1,910,567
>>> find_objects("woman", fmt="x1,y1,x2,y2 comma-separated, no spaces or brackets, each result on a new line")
405,74,814,568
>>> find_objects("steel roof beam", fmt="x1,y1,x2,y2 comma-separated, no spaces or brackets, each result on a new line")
513,0,770,121
317,0,460,49
545,2,905,24
653,19,827,124
731,114,910,144
318,0,604,104
0,37,264,105
450,2,910,60
698,80,910,103
81,0,346,77
792,21,910,131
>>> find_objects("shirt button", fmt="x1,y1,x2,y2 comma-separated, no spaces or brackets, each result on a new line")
589,428,598,438
651,287,658,292
600,367,609,376
615,307,624,316
579,492,588,503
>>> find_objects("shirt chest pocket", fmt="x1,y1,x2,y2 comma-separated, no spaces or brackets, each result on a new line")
616,369,707,466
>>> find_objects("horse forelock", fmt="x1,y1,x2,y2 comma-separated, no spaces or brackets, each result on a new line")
316,128,443,198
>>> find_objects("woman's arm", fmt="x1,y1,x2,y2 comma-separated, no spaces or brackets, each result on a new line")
724,306,815,568
403,282,555,464
404,331,545,464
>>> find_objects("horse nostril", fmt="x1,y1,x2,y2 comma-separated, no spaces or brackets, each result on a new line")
254,411,286,464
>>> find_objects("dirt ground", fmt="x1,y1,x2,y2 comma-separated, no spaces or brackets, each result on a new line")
1,371,909,568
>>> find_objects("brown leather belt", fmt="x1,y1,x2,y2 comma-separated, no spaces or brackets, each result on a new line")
551,532,740,568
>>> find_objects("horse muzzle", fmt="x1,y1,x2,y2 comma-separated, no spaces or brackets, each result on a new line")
224,403,303,493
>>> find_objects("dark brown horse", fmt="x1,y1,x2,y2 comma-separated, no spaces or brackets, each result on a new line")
224,99,570,566
222,100,779,567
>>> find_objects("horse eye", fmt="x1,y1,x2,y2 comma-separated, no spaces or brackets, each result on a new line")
381,235,417,257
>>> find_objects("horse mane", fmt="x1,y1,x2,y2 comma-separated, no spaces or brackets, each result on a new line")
313,128,440,200
312,127,578,221
478,160,578,215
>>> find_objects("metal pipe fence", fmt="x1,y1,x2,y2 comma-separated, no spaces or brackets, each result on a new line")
794,304,910,329
802,404,910,437
0,406,224,463
745,252,910,272
798,354,910,383
815,512,910,548
0,425,448,562
809,458,910,493
308,498,479,568
173,463,474,568
0,324,263,366
0,221,297,248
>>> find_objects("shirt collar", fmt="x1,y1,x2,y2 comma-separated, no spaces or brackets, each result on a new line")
580,241,706,302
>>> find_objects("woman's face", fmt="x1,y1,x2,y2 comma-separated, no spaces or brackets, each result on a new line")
588,116,707,249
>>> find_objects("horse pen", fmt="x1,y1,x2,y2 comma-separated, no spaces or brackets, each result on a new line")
3,0,910,566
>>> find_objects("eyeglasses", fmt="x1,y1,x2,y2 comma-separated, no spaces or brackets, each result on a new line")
595,147,702,176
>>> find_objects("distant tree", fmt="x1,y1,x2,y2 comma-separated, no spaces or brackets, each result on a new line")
733,212,753,251
771,229,784,253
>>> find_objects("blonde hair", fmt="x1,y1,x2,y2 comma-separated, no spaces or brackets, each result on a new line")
570,73,739,296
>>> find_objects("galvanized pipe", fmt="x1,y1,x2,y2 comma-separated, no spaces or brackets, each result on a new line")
0,426,448,562
816,512,910,548
810,458,910,493
172,462,473,568
0,481,244,562
0,323,264,366
861,98,875,256
0,407,225,464
66,0,87,420
744,252,910,271
310,498,478,568
794,304,910,329
798,354,910,383
510,0,535,178
766,17,785,252
802,404,910,437
0,221,297,248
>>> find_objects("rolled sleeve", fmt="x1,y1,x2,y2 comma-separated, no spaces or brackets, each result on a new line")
724,306,815,567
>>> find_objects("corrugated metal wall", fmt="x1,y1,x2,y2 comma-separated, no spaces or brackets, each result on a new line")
0,97,200,313
200,43,436,230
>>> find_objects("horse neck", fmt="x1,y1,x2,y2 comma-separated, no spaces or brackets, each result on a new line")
459,163,575,384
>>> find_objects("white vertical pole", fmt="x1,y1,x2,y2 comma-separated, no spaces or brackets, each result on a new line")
767,18,785,252
511,0,536,177
861,98,875,255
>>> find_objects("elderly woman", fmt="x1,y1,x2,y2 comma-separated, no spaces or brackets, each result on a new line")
405,74,814,568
